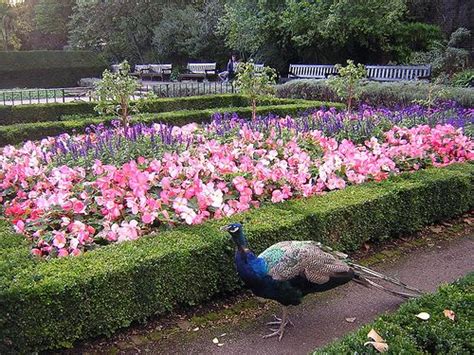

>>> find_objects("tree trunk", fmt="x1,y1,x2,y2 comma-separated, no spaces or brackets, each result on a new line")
252,98,256,121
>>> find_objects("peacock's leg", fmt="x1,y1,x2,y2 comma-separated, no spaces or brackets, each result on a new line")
263,306,291,341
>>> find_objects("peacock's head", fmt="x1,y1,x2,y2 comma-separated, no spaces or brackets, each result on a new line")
220,222,247,247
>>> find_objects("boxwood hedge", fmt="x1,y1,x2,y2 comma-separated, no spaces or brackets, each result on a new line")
0,51,107,89
0,100,342,145
0,163,472,353
0,94,315,126
314,273,474,354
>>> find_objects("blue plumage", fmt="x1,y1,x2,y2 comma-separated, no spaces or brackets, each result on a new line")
221,222,423,340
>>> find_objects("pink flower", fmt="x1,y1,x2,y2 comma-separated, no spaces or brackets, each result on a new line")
53,231,67,248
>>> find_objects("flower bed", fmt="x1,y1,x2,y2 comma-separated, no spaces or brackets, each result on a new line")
314,273,474,354
1,106,473,258
1,164,473,353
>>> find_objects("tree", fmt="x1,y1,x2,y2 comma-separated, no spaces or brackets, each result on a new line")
0,1,17,50
94,61,140,129
69,0,165,63
328,60,367,112
234,61,277,121
34,0,74,49
152,0,226,63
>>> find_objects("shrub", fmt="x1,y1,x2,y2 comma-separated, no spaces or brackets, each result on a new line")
328,60,367,111
234,61,277,120
314,273,474,354
276,80,474,108
0,50,107,89
0,94,308,126
0,100,343,145
411,27,472,77
452,69,474,88
93,61,141,128
0,163,472,352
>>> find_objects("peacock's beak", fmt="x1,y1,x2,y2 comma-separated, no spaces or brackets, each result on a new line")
220,224,231,232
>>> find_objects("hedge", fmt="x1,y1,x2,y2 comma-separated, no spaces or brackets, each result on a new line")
0,94,312,126
314,273,474,354
276,79,474,108
0,163,473,353
0,100,343,145
0,51,107,89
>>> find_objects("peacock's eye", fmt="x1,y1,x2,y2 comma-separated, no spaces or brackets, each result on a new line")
230,226,239,233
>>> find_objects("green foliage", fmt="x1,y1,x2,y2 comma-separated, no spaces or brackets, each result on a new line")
328,60,367,111
0,50,107,89
0,94,320,126
411,27,472,77
387,22,443,63
152,0,226,63
218,0,432,67
0,163,472,352
277,80,474,108
451,69,474,88
234,61,277,120
314,273,474,354
0,98,343,145
94,61,140,127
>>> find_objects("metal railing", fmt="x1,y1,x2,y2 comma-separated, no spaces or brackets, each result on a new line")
0,81,236,106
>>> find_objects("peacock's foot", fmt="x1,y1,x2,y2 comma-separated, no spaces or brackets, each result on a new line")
263,322,290,341
266,314,294,327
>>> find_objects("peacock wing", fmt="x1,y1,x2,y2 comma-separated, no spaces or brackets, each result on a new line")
259,241,351,284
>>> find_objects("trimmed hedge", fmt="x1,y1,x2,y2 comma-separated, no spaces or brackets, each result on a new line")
0,100,342,145
0,94,314,126
314,273,474,354
0,51,107,89
0,163,473,352
276,79,474,108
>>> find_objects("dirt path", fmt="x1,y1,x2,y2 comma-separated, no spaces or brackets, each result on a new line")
61,219,474,355
146,235,474,355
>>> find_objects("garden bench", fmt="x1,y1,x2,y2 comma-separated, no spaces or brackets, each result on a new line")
179,63,217,82
288,64,338,79
142,64,172,81
365,65,431,81
288,64,431,81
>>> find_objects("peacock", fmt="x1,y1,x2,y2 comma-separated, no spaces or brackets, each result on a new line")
221,222,424,340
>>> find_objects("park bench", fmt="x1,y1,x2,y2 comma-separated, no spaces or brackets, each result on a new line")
365,65,431,81
179,63,217,82
288,64,431,81
142,64,172,81
288,64,338,79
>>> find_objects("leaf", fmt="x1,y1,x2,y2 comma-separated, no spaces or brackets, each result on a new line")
443,309,455,321
212,337,219,344
367,328,385,343
416,312,430,320
345,317,356,323
364,341,389,353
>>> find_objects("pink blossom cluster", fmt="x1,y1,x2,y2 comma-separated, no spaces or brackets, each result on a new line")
1,122,472,258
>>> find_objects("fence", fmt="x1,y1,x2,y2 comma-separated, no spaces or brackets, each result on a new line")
0,81,236,106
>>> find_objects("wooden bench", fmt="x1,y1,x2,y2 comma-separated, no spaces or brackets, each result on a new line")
142,64,172,81
288,64,431,81
288,64,338,79
179,63,217,82
365,65,431,81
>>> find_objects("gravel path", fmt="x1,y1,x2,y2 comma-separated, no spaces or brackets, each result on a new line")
151,235,473,355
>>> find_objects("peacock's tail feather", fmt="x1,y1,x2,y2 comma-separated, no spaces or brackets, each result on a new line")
315,242,424,299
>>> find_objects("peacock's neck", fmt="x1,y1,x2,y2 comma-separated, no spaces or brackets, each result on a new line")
234,249,268,282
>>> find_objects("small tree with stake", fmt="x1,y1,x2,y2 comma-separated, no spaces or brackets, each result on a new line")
234,61,277,121
328,60,367,112
94,61,140,128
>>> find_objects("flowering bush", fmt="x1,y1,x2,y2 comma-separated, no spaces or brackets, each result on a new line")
1,109,473,258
